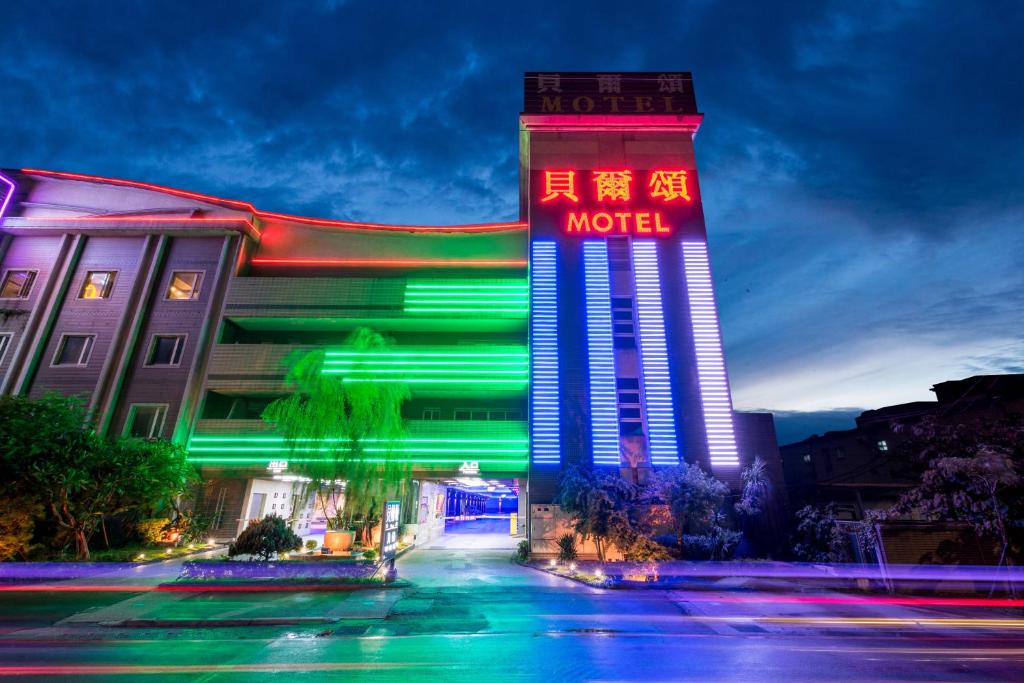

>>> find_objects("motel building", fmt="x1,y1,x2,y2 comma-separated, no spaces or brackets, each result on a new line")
0,73,778,554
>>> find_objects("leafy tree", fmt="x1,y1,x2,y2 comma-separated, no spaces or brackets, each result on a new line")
735,457,770,517
792,503,852,563
893,413,1024,565
0,394,197,560
557,466,669,561
228,515,302,561
263,328,410,543
649,463,730,552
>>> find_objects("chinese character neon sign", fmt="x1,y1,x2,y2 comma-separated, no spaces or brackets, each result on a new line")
539,169,693,237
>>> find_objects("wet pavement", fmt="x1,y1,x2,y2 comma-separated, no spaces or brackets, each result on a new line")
0,518,1022,681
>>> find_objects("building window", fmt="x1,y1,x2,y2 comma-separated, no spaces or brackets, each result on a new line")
126,404,167,439
166,271,203,300
422,408,441,420
618,407,642,420
454,408,471,420
877,440,889,452
79,271,116,299
0,333,11,364
802,453,812,463
145,334,186,366
618,391,640,405
53,334,95,366
0,270,36,299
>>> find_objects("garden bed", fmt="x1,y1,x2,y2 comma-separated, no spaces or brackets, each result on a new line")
171,558,385,587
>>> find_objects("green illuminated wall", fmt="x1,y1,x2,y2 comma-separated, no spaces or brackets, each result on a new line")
188,420,529,473
403,279,527,316
322,345,528,386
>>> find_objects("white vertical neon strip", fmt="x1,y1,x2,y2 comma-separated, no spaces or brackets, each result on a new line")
631,241,680,465
530,241,560,464
682,241,739,467
583,242,620,466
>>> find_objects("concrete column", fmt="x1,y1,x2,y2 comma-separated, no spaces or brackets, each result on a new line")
5,234,84,395
92,234,166,433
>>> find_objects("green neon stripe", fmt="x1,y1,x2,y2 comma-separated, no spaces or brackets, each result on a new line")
339,378,528,384
323,352,527,358
322,361,527,367
189,447,527,454
188,457,529,466
404,292,529,297
404,308,528,313
321,369,526,375
405,285,527,290
188,440,528,446
189,437,527,443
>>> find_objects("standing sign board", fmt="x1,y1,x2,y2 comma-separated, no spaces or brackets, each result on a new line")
380,500,401,561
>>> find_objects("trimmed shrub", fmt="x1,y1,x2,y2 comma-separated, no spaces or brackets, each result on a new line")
137,518,171,547
515,539,530,562
228,515,302,561
305,539,319,552
557,532,578,562
361,548,377,561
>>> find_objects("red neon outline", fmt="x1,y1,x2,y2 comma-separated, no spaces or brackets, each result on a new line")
16,216,258,231
20,169,526,233
251,257,527,268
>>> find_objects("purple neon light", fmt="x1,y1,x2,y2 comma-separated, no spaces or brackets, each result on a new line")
0,172,15,221
681,242,739,467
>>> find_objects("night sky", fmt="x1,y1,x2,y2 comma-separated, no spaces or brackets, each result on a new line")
3,2,1022,444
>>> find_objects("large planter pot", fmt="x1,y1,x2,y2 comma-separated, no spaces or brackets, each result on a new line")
323,530,355,553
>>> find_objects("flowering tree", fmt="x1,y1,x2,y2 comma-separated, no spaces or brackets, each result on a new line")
893,414,1023,565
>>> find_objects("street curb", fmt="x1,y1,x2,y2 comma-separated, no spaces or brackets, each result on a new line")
106,617,337,628
156,581,409,592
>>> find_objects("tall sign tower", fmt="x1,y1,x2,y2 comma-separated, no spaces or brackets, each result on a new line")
523,72,741,503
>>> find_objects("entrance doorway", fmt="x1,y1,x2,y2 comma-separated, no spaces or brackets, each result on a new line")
420,477,521,550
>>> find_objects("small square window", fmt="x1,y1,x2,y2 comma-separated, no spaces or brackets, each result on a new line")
618,391,640,405
145,335,186,366
422,408,441,420
0,334,10,364
471,409,488,421
454,409,471,420
613,336,637,349
506,410,522,421
166,272,203,300
127,405,167,439
611,297,633,309
612,310,634,321
79,271,116,299
619,421,644,437
803,453,812,463
877,440,889,452
618,407,642,420
613,323,635,335
616,378,640,390
1,270,36,299
53,334,95,366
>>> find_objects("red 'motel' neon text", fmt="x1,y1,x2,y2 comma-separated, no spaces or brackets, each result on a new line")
566,211,671,235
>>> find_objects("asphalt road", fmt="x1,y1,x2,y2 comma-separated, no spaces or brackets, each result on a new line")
0,518,1021,681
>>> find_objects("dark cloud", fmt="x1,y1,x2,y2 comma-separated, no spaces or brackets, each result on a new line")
1,1,1021,416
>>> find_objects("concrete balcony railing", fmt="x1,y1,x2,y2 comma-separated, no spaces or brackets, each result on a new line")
205,344,313,392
